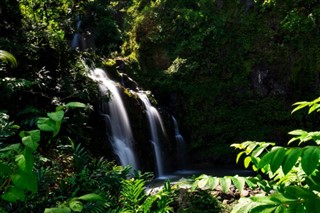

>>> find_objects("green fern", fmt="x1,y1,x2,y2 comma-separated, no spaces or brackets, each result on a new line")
120,178,146,212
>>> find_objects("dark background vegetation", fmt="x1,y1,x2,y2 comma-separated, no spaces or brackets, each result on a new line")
1,0,320,171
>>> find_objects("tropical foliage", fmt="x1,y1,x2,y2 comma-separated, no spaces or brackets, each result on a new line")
1,0,320,212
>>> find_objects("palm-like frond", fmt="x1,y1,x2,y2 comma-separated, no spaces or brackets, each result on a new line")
0,50,17,67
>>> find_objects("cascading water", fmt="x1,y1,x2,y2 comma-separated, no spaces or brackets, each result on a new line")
90,68,138,170
172,116,187,169
71,16,82,49
138,93,166,177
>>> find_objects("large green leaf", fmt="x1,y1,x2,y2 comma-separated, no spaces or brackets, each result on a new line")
37,117,56,132
257,149,275,170
21,135,39,152
301,146,320,175
282,148,302,175
207,176,219,190
15,149,33,172
270,147,286,173
1,186,25,202
231,176,245,193
197,174,209,188
220,177,231,193
47,111,64,122
11,170,38,193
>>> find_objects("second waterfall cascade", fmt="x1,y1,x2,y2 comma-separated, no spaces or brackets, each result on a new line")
137,93,167,177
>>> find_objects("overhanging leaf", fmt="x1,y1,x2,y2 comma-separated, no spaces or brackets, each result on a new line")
257,150,274,170
301,146,320,176
65,102,86,108
291,102,309,114
282,148,302,175
270,147,286,173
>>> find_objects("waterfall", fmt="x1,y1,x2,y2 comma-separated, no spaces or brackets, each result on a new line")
71,16,87,50
137,93,166,177
90,68,138,170
71,16,81,49
172,116,187,169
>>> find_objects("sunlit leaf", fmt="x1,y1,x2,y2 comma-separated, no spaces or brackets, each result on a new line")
308,103,320,114
288,129,308,136
244,156,251,168
69,200,83,212
231,176,245,193
291,102,309,114
236,151,245,164
197,176,208,189
252,146,266,158
220,177,231,193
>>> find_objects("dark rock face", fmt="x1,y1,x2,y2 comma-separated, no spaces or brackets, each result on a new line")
250,66,288,97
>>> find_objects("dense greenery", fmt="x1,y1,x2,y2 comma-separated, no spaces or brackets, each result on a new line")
1,0,320,212
121,0,320,164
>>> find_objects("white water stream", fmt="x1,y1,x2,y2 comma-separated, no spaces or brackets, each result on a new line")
90,68,138,170
138,93,166,177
